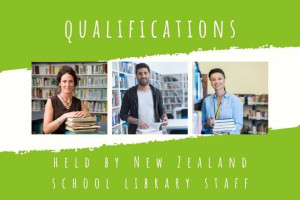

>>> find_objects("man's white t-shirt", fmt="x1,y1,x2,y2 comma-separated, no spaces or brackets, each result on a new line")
137,90,155,125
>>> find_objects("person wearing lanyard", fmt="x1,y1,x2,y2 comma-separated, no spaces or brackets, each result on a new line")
201,68,243,134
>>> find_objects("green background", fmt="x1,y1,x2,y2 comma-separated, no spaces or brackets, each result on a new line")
0,0,300,71
1,0,300,199
0,128,300,199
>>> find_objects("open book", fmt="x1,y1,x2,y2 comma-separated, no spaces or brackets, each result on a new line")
136,122,164,134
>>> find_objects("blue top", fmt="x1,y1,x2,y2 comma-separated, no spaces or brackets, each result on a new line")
201,92,243,134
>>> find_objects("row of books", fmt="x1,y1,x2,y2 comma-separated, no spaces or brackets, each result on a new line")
75,89,107,100
32,77,57,87
75,64,107,75
151,71,162,81
32,65,60,75
247,95,268,105
112,91,120,107
96,114,107,122
162,90,183,97
119,74,135,88
246,110,268,120
112,111,120,127
119,62,134,74
78,77,107,88
162,82,182,90
163,75,180,82
83,101,107,113
243,123,268,134
32,64,107,75
112,72,119,88
163,97,183,104
32,100,45,111
149,80,162,89
32,77,107,88
236,94,268,105
32,88,56,99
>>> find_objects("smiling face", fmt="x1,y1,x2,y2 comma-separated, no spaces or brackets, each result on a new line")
136,67,150,86
59,73,75,94
210,72,225,91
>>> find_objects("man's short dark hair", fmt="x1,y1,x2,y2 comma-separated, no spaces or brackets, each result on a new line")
57,65,78,86
135,63,150,74
208,68,226,80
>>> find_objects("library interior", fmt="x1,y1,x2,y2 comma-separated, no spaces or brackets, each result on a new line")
193,62,268,134
32,62,107,134
112,61,189,134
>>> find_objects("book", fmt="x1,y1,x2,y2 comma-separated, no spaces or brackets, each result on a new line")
66,116,97,123
65,122,97,127
65,116,99,134
136,123,164,134
66,127,97,133
212,119,236,133
66,125,100,130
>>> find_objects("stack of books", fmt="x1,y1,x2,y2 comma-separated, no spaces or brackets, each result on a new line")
212,119,236,133
65,116,100,133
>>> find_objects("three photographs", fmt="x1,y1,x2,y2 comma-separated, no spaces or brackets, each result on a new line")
31,61,268,135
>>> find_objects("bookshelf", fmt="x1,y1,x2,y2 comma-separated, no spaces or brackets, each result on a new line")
161,74,188,117
149,70,163,89
32,62,108,134
236,94,268,134
112,62,188,134
193,62,207,110
112,61,136,134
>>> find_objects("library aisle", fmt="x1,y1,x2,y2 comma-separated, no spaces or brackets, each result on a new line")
112,61,189,134
32,62,107,134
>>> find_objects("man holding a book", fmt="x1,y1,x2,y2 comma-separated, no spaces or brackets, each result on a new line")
120,63,168,134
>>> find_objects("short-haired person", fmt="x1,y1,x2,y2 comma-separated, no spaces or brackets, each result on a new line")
43,66,91,134
201,68,243,134
120,63,168,134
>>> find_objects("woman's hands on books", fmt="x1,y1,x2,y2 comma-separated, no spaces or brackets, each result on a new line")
63,111,90,119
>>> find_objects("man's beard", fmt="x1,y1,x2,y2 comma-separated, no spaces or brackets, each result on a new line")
138,78,149,86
